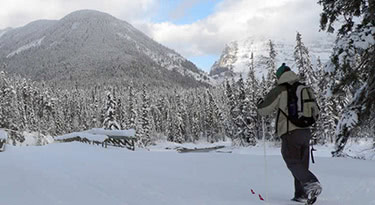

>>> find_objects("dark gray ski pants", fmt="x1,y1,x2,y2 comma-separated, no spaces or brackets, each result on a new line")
281,129,319,198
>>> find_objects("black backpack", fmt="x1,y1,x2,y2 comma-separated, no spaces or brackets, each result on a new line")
285,82,318,128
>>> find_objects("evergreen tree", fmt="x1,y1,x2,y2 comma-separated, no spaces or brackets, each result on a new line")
116,97,125,129
89,87,100,128
225,80,236,140
126,82,137,129
244,52,258,145
166,105,175,142
135,85,152,147
313,58,333,144
174,93,185,143
263,42,278,141
191,110,200,142
69,88,81,131
193,93,206,141
294,32,318,88
102,90,120,130
294,33,319,141
152,96,164,134
204,90,214,143
318,0,375,156
0,72,22,144
265,40,277,92
206,89,224,143
231,76,252,146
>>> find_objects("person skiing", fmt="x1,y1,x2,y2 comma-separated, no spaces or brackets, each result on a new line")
257,63,322,204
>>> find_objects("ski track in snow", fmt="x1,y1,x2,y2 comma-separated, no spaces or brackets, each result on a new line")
0,143,374,205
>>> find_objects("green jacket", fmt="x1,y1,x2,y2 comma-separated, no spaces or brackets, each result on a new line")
257,71,319,137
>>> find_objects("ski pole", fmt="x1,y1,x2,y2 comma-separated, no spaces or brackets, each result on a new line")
262,117,269,204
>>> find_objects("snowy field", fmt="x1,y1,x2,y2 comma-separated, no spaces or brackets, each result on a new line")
0,141,374,205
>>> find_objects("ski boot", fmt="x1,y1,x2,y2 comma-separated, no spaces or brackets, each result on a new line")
304,182,322,205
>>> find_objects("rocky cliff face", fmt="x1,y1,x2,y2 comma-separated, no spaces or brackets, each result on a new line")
209,36,334,81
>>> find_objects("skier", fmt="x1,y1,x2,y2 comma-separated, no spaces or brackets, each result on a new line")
257,63,322,204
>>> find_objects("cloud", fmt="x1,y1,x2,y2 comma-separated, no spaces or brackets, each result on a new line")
168,0,201,21
1,0,328,70
137,0,327,59
0,0,157,28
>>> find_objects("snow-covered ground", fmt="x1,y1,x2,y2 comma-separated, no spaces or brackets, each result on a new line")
1,139,374,205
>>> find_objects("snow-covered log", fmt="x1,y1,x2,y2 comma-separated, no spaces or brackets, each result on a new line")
177,145,225,153
87,128,136,138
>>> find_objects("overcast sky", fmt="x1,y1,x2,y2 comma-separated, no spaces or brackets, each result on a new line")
0,0,327,72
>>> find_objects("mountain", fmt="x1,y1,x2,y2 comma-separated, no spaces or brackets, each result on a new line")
0,10,210,88
209,35,334,81
0,28,12,38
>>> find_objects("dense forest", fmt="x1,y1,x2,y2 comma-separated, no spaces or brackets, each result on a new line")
0,0,374,157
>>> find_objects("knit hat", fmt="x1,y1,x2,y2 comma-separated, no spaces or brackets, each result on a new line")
276,63,291,79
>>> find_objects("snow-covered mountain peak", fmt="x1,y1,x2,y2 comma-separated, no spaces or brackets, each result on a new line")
210,35,335,81
61,9,115,21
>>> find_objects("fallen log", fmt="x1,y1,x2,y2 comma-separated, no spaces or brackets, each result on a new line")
177,145,225,153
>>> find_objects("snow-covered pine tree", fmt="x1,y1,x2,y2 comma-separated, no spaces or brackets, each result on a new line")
256,76,267,139
194,92,206,141
135,85,152,147
294,32,318,90
265,40,277,92
116,96,126,130
69,88,81,132
174,93,185,143
214,84,229,142
294,32,320,142
77,91,88,131
16,78,32,132
102,90,120,130
126,82,137,130
152,96,164,134
211,90,226,141
318,0,375,156
27,83,39,133
242,94,257,146
166,105,175,142
204,90,214,143
0,72,23,145
263,41,278,141
161,95,172,135
206,89,224,143
52,98,65,135
231,75,251,146
180,93,190,142
184,92,195,142
225,80,236,140
89,87,100,128
79,99,90,131
313,58,332,143
244,52,258,145
191,109,200,142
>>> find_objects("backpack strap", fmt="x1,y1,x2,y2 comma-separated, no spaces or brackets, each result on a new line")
305,87,321,119
280,83,291,133
281,82,298,133
278,108,289,133
296,85,304,112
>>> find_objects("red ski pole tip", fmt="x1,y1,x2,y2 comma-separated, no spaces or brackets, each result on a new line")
251,189,255,194
259,194,264,201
